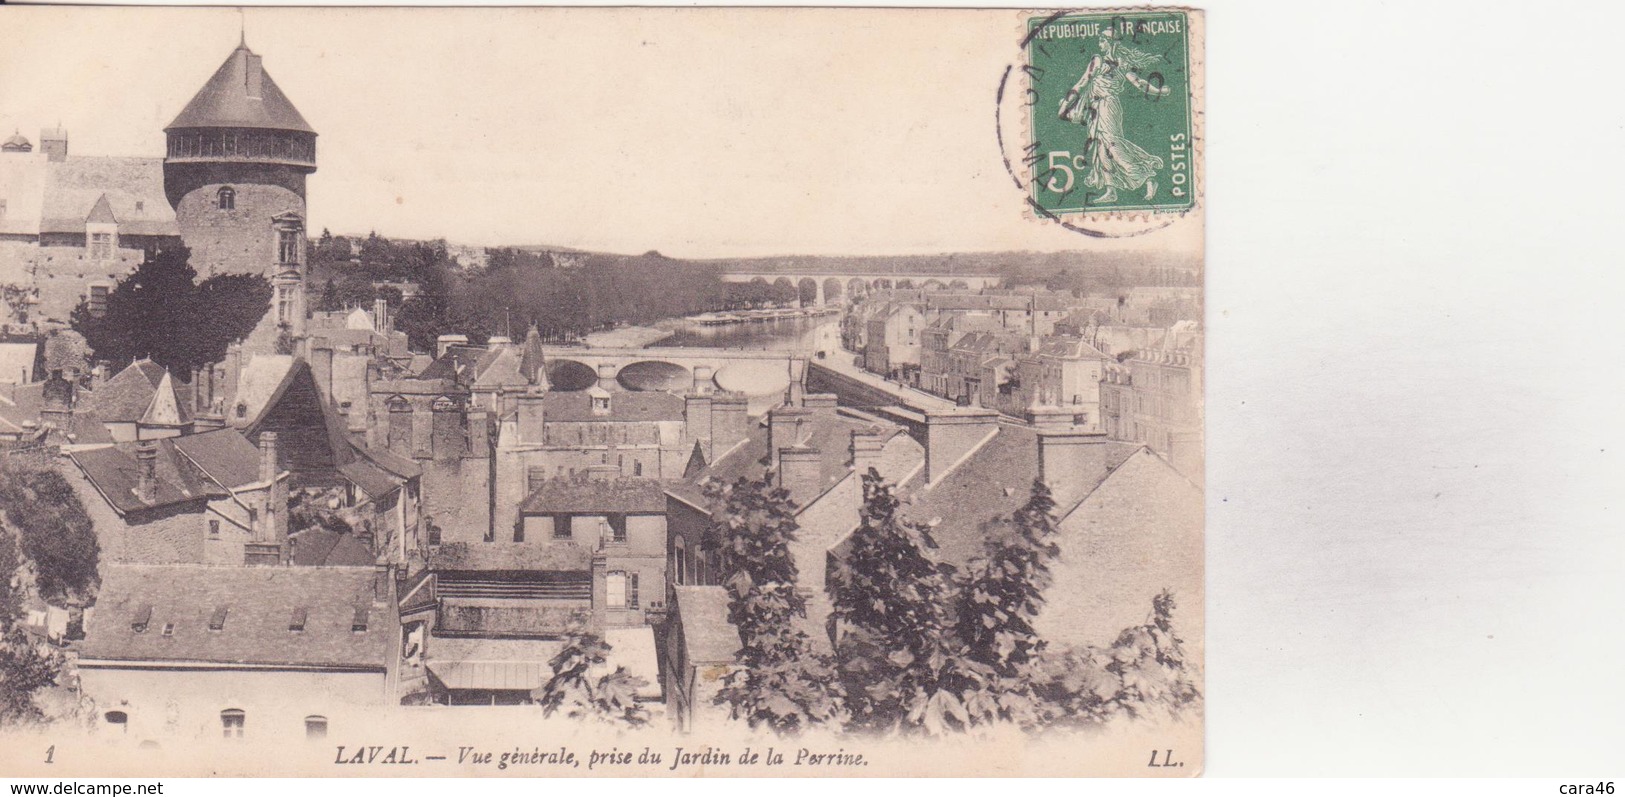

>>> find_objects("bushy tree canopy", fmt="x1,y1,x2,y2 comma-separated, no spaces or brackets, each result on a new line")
0,461,98,606
704,475,844,734
70,243,270,376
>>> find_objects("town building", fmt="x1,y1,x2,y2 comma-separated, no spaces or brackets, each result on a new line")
1,39,316,359
77,564,399,744
64,429,290,566
863,302,925,383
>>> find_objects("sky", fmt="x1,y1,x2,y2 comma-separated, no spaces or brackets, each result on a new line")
0,7,1199,258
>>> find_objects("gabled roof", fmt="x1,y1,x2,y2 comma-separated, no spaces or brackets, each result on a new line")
68,442,225,516
169,428,264,490
166,44,316,134
84,193,117,224
92,359,188,425
897,424,1141,568
519,478,668,515
80,565,389,669
667,407,898,512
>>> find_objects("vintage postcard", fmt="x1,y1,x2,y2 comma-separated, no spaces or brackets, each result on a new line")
0,6,1204,777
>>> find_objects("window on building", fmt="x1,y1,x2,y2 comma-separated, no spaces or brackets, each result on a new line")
608,514,627,543
513,521,525,543
235,402,248,420
673,539,686,586
305,716,328,740
276,285,296,323
633,461,643,477
553,515,572,540
606,571,627,609
277,228,300,265
105,711,128,733
134,200,144,213
220,709,245,739
208,519,220,539
161,623,174,636
217,186,235,210
88,232,114,259
628,573,640,610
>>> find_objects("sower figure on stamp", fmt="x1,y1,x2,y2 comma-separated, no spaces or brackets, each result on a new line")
1058,27,1171,204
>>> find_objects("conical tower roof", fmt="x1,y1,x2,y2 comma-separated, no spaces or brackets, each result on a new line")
166,42,315,134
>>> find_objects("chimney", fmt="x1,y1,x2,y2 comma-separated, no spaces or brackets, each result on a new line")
596,363,618,391
684,393,712,456
134,441,158,504
710,393,749,455
516,389,546,445
465,410,490,459
767,406,812,471
244,52,264,100
40,127,66,162
258,431,279,484
691,365,714,395
923,408,999,485
803,393,838,411
1026,406,1079,431
1037,429,1113,511
373,565,392,602
776,446,823,508
786,358,806,407
850,428,889,475
309,342,334,399
436,334,468,358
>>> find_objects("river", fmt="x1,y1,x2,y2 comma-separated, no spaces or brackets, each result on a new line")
652,313,835,351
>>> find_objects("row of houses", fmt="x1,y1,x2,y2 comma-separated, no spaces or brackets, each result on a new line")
11,330,1197,742
844,288,1204,479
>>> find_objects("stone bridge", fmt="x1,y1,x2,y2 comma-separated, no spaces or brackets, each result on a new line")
717,270,1002,306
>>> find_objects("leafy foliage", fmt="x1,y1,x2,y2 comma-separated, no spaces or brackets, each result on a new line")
531,631,651,728
704,476,844,734
957,480,1060,676
0,491,65,728
0,461,98,606
829,470,1000,736
70,243,270,376
1031,590,1202,726
0,627,59,727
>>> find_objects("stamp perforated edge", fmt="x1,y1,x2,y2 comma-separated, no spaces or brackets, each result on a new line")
1001,6,1205,237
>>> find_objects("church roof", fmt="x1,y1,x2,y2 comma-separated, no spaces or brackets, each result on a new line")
166,44,316,135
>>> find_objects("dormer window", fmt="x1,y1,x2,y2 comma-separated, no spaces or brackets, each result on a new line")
208,606,229,631
131,604,153,634
288,607,307,633
217,186,235,210
351,605,369,633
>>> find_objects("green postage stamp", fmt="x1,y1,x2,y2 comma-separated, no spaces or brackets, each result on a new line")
1024,9,1197,216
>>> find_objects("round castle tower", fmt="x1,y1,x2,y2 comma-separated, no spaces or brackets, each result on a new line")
164,38,316,352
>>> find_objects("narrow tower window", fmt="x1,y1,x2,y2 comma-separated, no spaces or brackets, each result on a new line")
217,186,235,210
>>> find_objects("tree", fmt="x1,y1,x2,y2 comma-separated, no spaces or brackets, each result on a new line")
704,476,844,734
531,631,651,728
0,480,65,728
70,243,269,377
957,480,1060,677
829,470,997,735
0,628,59,727
1031,590,1202,727
0,461,98,606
